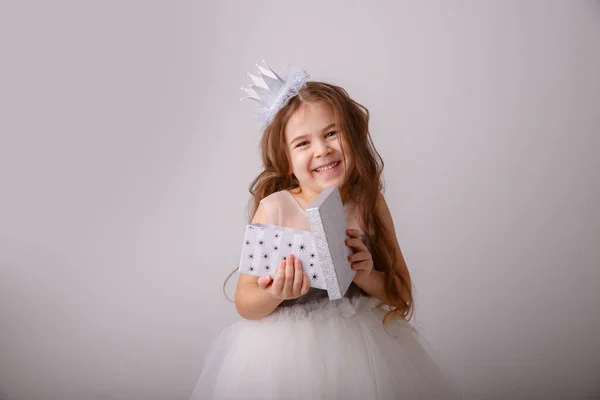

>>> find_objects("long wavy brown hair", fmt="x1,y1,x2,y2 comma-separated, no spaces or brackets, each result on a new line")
226,81,413,323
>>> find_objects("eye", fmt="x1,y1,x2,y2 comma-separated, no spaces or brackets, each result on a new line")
326,131,337,138
296,141,309,148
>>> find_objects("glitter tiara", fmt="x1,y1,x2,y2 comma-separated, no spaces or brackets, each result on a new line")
241,61,310,127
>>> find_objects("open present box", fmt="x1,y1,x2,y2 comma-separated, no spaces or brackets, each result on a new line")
238,186,356,300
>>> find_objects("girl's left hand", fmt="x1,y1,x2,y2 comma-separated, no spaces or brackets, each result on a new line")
345,229,373,283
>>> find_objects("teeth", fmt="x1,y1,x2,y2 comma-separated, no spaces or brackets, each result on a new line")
316,162,339,172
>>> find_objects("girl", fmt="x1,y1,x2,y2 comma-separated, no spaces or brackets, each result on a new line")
190,63,462,399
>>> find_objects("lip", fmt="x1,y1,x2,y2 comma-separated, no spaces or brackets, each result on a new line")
313,161,340,171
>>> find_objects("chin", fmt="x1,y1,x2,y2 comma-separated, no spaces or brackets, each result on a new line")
318,178,345,191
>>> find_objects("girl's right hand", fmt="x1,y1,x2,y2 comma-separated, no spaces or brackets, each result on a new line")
257,254,310,300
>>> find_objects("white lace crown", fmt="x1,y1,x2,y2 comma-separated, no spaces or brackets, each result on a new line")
241,61,310,126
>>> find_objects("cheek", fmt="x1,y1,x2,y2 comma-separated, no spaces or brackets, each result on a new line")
290,152,310,174
299,154,313,172
298,154,311,173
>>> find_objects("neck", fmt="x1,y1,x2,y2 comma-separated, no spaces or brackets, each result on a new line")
291,186,321,208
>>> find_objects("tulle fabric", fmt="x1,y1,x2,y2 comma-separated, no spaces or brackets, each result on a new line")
190,295,462,399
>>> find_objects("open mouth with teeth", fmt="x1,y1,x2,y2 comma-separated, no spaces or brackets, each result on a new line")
314,161,341,174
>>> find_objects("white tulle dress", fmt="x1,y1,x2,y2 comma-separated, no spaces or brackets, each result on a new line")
190,191,462,399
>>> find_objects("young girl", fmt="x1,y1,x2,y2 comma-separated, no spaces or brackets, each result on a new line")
190,63,462,399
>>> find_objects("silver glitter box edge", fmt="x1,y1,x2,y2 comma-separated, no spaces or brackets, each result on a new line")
306,186,356,300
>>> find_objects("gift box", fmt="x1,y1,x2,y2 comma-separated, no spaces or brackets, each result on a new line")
239,186,355,300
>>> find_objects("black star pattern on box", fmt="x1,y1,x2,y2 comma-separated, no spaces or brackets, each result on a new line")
273,245,279,251
310,272,319,281
258,239,265,247
248,253,254,260
245,240,251,246
287,242,293,249
274,233,280,239
282,255,287,261
298,243,306,252
249,266,255,273
264,265,271,271
309,252,316,259
309,262,315,268
262,253,269,260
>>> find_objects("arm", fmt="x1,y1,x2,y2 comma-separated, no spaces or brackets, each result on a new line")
234,203,283,320
234,203,310,320
351,193,410,306
235,275,284,320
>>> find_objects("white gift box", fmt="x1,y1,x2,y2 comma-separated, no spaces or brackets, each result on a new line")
239,186,355,300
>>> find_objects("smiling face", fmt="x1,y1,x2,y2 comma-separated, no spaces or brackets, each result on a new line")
284,101,353,200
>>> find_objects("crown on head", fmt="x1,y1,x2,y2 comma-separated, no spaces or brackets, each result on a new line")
241,61,310,127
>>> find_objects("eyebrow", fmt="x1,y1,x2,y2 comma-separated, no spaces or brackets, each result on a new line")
289,123,336,146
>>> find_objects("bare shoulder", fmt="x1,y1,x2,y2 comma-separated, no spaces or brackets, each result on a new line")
251,201,269,224
260,189,287,205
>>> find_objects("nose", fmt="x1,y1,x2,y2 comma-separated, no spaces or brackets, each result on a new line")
314,138,332,157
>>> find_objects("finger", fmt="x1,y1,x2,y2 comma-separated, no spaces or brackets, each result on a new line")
346,229,361,238
283,254,295,297
351,260,374,271
271,264,285,295
301,272,310,294
348,251,371,263
293,257,303,295
345,237,367,250
257,275,272,289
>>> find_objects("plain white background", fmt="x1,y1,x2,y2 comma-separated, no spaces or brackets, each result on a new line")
1,1,599,399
